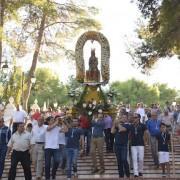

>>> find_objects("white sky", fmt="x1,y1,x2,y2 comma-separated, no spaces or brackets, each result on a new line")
21,0,180,89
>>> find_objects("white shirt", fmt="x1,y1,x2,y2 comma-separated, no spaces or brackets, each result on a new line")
31,119,38,127
8,131,32,151
161,114,173,126
45,126,60,149
12,110,27,123
59,126,66,145
136,107,145,123
32,124,47,144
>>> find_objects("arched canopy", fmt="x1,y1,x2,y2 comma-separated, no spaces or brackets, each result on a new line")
75,31,110,84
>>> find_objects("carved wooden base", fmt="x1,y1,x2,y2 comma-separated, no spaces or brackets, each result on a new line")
85,70,100,83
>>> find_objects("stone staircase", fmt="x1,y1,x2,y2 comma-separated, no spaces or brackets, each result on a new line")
2,133,180,180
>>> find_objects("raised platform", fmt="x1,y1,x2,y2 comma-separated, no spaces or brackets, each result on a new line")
83,82,104,86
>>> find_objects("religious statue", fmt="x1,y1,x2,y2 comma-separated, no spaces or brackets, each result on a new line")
86,49,100,82
75,31,110,83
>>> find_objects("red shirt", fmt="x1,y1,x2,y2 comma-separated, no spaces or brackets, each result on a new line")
32,112,41,121
79,115,90,129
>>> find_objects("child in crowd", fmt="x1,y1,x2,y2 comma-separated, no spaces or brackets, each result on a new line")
156,123,171,177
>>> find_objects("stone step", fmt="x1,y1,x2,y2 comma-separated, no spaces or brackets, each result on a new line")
2,134,180,179
2,174,180,180
2,176,180,179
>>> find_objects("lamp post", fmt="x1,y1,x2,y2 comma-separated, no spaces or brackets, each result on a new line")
0,59,17,88
0,61,10,82
0,49,11,72
0,61,12,103
1,62,9,74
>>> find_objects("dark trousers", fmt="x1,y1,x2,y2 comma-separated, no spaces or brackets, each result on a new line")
45,148,60,180
8,150,32,180
0,145,7,178
104,128,114,152
59,145,66,170
114,145,130,178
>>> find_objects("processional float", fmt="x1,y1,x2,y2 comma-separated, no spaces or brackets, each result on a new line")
72,31,116,118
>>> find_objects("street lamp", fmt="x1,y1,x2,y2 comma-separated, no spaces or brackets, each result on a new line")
0,60,10,77
0,60,15,85
2,62,9,74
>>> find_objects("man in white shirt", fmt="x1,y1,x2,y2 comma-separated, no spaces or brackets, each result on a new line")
31,116,47,180
44,116,60,180
10,104,27,134
7,122,32,180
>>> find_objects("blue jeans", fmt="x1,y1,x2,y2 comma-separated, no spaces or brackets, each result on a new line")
114,145,130,178
45,149,60,180
0,145,7,178
82,128,91,155
66,148,79,178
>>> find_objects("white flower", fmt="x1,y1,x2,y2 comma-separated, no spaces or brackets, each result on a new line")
83,103,87,108
88,111,92,115
98,109,103,113
93,100,97,105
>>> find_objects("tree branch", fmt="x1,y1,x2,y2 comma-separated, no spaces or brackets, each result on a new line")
44,21,77,29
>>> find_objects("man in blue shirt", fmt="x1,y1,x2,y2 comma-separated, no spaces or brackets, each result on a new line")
0,117,11,178
147,111,161,168
111,114,131,178
65,118,84,180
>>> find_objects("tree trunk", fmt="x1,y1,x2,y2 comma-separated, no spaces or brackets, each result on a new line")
0,0,5,68
23,12,46,111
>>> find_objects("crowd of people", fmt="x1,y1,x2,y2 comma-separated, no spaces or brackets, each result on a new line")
0,102,180,180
